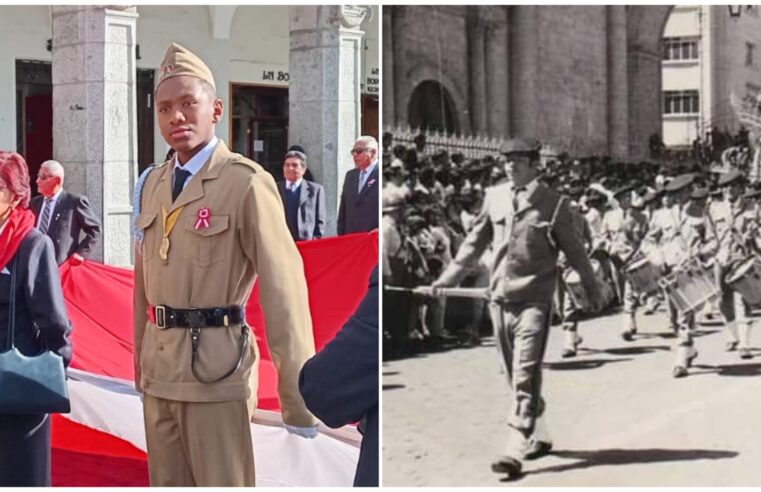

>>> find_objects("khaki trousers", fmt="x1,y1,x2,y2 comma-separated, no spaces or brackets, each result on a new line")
143,394,256,486
489,301,552,457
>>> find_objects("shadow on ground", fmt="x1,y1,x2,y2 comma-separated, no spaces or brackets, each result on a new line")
498,447,737,482
691,362,761,377
544,357,633,370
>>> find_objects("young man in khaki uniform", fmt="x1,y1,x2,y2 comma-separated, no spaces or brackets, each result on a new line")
133,43,317,486
431,139,603,479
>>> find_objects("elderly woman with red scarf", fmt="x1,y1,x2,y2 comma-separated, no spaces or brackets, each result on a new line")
0,151,72,486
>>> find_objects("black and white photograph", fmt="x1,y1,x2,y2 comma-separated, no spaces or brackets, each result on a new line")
382,4,761,486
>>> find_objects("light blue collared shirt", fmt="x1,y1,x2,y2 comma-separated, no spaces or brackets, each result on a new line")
173,136,219,190
358,159,378,192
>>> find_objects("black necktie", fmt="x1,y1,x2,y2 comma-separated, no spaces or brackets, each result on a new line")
512,186,525,211
172,168,191,202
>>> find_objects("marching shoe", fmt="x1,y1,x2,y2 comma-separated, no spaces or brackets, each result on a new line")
672,365,688,378
561,334,583,358
491,455,522,479
725,340,739,352
523,439,553,460
621,330,634,342
739,348,753,359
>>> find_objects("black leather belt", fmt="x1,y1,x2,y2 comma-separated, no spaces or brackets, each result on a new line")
148,305,249,384
150,305,245,330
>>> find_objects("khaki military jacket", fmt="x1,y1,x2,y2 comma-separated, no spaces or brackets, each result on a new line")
440,179,597,304
133,140,317,427
600,207,648,261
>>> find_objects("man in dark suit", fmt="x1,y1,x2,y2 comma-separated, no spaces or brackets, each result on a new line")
30,160,102,265
298,265,378,487
276,150,326,241
337,136,379,235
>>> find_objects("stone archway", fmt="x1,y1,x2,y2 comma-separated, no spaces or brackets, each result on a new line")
626,5,673,159
407,80,460,134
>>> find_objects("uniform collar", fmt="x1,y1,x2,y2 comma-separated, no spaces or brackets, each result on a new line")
173,136,219,178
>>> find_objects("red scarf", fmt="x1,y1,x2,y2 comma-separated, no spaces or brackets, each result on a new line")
0,208,35,271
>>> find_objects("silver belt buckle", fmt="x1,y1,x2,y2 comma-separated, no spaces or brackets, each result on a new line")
155,305,167,329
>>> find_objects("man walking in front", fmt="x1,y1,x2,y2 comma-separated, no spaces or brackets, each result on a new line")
431,139,603,479
133,43,317,486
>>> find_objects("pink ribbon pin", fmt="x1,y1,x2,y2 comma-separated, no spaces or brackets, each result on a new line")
194,207,211,230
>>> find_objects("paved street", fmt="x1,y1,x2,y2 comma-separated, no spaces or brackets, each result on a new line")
382,307,761,486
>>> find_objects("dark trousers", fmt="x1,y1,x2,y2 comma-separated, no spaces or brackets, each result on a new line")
0,413,51,486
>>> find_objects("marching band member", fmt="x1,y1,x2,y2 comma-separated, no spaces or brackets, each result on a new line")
599,183,649,340
708,170,754,359
559,186,596,357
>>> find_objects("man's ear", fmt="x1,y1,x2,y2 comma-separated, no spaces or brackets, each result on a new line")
212,99,224,123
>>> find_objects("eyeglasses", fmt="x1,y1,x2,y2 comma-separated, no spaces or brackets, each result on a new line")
37,173,54,180
350,148,370,155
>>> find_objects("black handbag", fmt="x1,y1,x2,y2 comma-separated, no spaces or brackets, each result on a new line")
0,256,70,414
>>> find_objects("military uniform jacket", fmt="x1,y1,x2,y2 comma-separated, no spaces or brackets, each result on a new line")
600,207,648,261
440,179,597,304
134,140,317,427
708,198,749,265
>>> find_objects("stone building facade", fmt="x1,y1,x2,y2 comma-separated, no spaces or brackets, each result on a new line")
662,5,761,147
383,5,673,160
1,5,378,265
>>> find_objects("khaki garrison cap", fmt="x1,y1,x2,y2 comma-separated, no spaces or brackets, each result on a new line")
157,43,216,91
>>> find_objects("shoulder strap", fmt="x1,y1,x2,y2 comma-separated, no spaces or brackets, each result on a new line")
5,255,18,351
546,195,567,251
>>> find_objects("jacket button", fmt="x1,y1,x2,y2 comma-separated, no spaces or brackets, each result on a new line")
158,344,164,351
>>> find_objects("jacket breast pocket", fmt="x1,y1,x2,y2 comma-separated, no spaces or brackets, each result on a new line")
490,210,509,244
184,215,229,267
135,212,158,260
526,220,552,251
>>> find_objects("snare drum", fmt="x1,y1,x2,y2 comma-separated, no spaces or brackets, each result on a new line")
659,259,719,314
725,256,761,307
563,259,615,313
625,256,660,295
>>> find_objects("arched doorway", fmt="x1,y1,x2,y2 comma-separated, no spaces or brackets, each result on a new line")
407,80,459,134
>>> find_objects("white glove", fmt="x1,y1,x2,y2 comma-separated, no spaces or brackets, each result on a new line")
284,424,319,439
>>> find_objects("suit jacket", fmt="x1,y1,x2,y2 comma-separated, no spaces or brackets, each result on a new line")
440,179,597,304
31,191,102,265
299,266,378,487
337,164,379,235
134,140,317,427
276,179,326,241
0,229,73,365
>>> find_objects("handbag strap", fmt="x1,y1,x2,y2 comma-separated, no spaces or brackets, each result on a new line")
6,255,17,350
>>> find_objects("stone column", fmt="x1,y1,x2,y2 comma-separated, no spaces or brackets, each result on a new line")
289,5,367,236
485,6,510,138
52,6,138,266
607,5,629,159
467,6,487,135
509,5,540,139
382,6,395,128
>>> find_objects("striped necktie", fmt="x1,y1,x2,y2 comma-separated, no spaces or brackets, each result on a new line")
358,170,367,193
39,198,53,234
